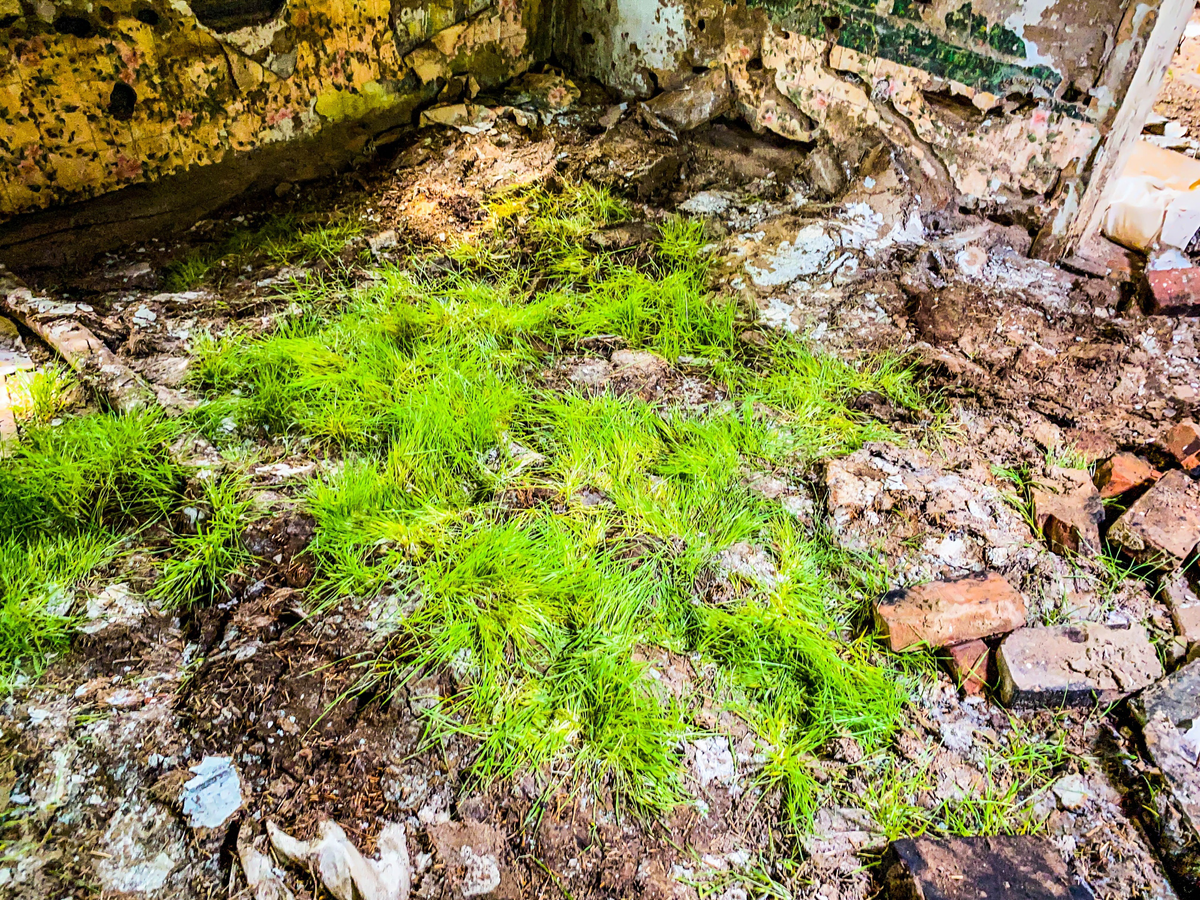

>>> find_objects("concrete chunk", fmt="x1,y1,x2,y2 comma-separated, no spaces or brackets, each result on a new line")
883,835,1071,899
874,573,1026,651
997,623,1163,707
1108,469,1200,569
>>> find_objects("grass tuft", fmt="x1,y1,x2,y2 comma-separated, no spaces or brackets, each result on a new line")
0,532,115,691
149,475,258,608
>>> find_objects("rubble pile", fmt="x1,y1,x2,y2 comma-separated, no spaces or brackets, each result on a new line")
2,84,1200,900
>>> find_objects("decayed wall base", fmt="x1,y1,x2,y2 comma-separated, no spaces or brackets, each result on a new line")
0,0,548,263
0,0,1186,263
555,0,1179,252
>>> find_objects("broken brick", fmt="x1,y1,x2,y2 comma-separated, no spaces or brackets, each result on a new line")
874,573,1026,652
883,835,1072,900
1108,469,1200,569
1030,467,1104,556
1161,420,1200,472
1093,452,1159,500
1146,266,1200,316
941,639,990,695
996,623,1163,708
1160,571,1200,644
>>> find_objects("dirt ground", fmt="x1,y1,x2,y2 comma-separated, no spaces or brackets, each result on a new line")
1,82,1197,900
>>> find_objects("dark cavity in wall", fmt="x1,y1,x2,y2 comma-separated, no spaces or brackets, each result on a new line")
108,83,137,121
189,0,285,31
53,14,98,37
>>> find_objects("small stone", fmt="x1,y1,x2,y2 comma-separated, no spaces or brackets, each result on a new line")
996,623,1163,707
1093,452,1159,499
641,67,731,132
1161,420,1200,472
1051,774,1089,810
367,230,399,254
1109,469,1200,569
1160,571,1200,644
954,246,987,277
941,639,990,695
1030,467,1104,556
882,836,1072,900
874,573,1026,652
805,144,847,198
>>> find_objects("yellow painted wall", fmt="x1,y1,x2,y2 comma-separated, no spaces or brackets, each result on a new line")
0,0,539,218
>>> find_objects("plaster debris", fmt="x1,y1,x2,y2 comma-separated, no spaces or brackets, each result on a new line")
238,825,296,900
82,583,150,635
458,846,502,897
268,820,411,900
744,224,836,287
691,737,737,789
679,191,734,216
181,757,243,829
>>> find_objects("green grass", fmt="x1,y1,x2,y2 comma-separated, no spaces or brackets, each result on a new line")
0,410,187,688
0,181,944,843
184,182,935,828
0,410,183,537
0,532,116,690
164,214,363,291
9,364,77,426
852,714,1071,840
149,474,258,609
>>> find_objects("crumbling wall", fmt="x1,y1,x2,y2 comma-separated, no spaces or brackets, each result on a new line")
556,0,1174,249
0,0,1183,261
0,0,547,235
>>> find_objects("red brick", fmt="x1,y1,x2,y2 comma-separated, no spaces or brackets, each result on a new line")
1030,467,1104,556
874,573,1027,652
1109,469,1200,569
1094,453,1159,499
1147,266,1200,316
942,639,990,695
1161,420,1200,472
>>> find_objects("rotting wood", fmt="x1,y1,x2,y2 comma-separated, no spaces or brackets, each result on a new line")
0,266,156,414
